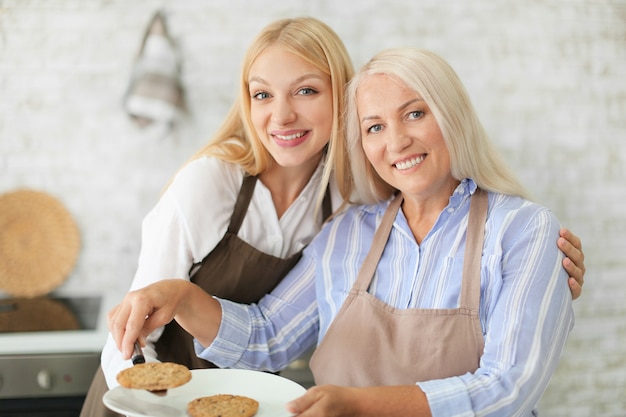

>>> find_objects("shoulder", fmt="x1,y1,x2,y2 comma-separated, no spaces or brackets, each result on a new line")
171,157,243,190
487,193,556,222
486,192,561,243
167,157,244,203
160,157,246,228
317,199,388,241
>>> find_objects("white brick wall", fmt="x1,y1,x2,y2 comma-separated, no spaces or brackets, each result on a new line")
1,0,624,414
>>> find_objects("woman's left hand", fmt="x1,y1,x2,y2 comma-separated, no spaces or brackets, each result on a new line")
558,227,585,300
286,385,359,417
285,385,432,417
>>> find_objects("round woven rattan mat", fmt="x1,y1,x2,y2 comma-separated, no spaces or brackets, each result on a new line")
0,189,81,298
0,297,80,332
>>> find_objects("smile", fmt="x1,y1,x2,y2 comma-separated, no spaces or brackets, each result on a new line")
274,131,307,141
394,155,425,170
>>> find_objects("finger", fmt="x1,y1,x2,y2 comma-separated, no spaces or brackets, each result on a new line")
559,227,582,251
557,236,581,263
562,256,584,288
108,293,153,360
564,257,583,300
558,237,585,276
286,389,318,415
568,277,582,300
108,302,131,353
558,229,585,272
120,302,153,360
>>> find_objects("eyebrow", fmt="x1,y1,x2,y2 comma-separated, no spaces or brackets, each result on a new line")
248,73,326,86
360,97,424,123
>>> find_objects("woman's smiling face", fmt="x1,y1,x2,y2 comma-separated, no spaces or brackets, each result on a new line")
248,46,333,170
357,73,456,202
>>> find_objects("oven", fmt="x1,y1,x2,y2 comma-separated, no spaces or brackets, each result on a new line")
0,292,118,417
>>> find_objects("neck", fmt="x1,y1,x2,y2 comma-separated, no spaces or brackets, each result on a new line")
401,179,460,244
259,156,322,219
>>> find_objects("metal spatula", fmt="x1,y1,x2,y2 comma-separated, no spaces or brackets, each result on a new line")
131,341,146,365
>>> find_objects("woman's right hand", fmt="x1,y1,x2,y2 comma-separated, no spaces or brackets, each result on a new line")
108,279,208,360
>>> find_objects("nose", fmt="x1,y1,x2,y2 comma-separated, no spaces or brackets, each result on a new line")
386,123,412,153
271,97,296,125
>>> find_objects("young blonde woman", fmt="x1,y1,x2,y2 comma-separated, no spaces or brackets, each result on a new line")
82,17,353,417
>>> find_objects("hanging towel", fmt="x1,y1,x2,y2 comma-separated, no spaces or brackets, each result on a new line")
124,10,185,129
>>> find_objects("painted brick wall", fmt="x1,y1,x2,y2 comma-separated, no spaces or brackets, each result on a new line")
1,0,624,414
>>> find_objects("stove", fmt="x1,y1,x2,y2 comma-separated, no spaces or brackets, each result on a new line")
0,291,119,416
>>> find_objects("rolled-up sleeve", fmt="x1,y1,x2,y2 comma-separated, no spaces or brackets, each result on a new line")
194,298,253,367
194,248,320,372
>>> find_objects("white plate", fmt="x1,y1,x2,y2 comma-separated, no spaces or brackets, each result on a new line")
103,368,306,417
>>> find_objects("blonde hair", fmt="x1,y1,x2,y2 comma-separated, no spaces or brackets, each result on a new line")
171,17,354,209
345,47,531,204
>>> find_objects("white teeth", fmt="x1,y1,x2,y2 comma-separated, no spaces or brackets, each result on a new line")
395,155,425,170
275,131,306,141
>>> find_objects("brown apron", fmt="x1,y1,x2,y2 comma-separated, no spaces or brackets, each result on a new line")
81,175,331,416
309,189,487,386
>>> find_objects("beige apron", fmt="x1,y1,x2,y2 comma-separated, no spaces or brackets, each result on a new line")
309,189,487,386
80,175,331,416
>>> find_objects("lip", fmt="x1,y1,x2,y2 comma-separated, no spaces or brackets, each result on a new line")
392,154,426,171
271,129,310,148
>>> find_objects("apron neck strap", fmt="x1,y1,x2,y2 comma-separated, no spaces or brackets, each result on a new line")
353,188,488,313
353,193,403,291
460,188,488,312
228,175,257,234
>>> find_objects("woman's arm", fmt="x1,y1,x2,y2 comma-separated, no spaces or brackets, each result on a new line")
109,245,321,371
195,249,321,371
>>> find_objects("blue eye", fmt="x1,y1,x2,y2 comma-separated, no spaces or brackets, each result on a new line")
252,91,270,100
408,110,423,119
367,124,383,134
297,87,317,96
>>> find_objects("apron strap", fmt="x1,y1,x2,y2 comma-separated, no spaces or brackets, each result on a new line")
228,175,257,234
232,175,333,231
459,188,488,312
353,193,403,292
322,182,332,220
188,175,257,277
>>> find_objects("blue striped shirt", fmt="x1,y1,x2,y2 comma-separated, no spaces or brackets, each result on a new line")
195,179,574,416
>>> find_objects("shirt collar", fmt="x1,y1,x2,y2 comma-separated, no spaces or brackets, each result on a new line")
362,178,479,220
448,178,477,210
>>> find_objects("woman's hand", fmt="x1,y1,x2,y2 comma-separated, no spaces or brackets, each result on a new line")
558,228,586,300
108,279,217,360
285,385,431,417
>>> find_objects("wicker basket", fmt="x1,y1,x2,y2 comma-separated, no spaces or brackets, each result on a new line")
0,189,81,297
